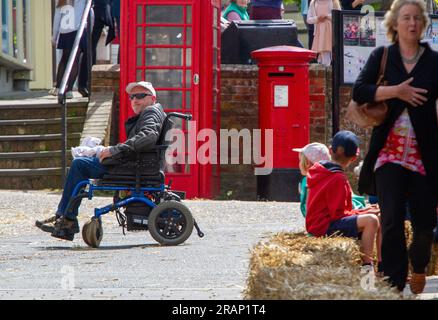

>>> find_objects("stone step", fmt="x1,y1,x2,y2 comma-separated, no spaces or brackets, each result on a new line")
0,168,63,189
0,151,73,169
0,101,88,120
0,117,85,135
0,133,81,152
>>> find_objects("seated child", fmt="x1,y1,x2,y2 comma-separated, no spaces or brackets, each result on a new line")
305,131,382,274
292,143,331,218
294,143,366,218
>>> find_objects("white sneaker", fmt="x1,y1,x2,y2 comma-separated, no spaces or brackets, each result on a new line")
65,91,74,99
360,264,377,292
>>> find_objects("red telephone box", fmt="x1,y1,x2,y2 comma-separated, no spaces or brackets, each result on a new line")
120,0,221,199
251,46,316,202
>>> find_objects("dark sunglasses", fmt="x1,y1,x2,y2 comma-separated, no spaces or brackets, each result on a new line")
129,93,153,100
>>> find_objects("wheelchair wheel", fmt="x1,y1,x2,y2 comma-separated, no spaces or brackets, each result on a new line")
148,201,194,246
82,218,103,248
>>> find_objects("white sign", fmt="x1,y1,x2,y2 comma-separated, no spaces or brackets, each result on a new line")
274,85,288,108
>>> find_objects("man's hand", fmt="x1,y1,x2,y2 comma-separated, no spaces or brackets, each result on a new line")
98,147,112,163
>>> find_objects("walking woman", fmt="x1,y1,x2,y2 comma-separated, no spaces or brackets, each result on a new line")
51,0,92,99
353,0,438,294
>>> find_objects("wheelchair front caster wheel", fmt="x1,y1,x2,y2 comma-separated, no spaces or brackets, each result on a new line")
82,218,103,248
148,201,194,246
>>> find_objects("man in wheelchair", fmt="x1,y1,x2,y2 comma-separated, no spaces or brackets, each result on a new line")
36,81,166,241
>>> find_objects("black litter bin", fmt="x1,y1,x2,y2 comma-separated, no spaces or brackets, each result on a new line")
221,19,302,65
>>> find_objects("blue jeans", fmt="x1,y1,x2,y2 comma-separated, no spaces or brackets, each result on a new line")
57,157,108,219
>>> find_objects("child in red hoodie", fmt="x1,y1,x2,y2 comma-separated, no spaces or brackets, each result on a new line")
306,131,382,273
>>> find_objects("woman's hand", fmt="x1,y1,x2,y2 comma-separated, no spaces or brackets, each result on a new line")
396,77,428,107
317,15,327,22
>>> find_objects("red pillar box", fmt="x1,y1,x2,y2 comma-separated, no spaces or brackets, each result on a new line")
251,46,316,202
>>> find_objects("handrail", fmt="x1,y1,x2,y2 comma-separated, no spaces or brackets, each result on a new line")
57,0,93,186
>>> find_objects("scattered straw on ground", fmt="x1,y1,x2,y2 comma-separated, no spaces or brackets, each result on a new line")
244,232,406,300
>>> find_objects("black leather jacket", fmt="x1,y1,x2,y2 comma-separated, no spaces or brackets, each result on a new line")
108,103,166,160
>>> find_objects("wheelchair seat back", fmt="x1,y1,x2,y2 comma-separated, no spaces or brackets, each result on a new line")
100,113,183,185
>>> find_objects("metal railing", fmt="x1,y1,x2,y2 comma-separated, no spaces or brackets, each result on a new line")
58,0,93,186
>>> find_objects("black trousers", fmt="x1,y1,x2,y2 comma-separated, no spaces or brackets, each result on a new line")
376,163,437,291
56,48,87,91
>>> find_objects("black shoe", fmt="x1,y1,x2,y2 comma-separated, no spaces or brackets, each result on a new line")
35,215,60,233
51,216,80,241
78,87,89,98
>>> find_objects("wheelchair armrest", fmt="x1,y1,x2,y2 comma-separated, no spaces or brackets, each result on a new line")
167,112,192,121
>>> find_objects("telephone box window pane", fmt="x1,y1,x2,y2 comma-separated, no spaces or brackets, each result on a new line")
146,6,183,23
185,48,191,67
145,70,183,88
213,69,217,89
146,27,183,45
137,5,143,23
136,69,143,81
137,27,143,45
186,70,191,87
157,91,183,110
171,117,187,131
213,7,218,26
186,27,192,45
213,28,217,47
213,49,217,67
186,6,192,24
165,158,190,174
146,48,183,66
136,48,143,66
186,91,191,110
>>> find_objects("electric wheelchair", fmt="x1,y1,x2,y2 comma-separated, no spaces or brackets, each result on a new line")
62,112,204,248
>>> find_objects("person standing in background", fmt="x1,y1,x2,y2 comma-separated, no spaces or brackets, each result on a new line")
51,0,92,99
223,0,250,22
111,0,120,63
341,0,363,10
250,0,283,20
307,0,341,66
301,0,314,49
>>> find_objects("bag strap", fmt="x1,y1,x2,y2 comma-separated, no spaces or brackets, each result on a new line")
376,47,388,85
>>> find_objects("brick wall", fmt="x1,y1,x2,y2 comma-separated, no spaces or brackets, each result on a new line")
219,64,332,200
220,65,259,200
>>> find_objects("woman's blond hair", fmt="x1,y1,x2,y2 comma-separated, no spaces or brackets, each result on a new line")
384,0,429,43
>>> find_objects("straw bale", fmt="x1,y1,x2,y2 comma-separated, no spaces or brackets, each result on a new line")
245,232,404,300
